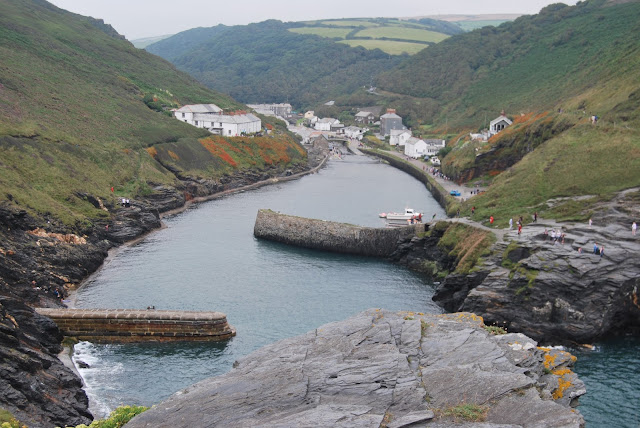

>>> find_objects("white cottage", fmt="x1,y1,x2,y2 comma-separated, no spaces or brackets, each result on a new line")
404,137,427,158
424,139,446,156
344,126,368,140
205,113,262,136
174,104,222,123
315,118,339,131
489,111,512,136
389,129,412,146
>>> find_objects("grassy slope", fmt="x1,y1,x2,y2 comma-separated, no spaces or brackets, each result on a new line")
145,17,460,107
364,0,640,221
153,20,403,108
377,0,640,129
0,0,304,227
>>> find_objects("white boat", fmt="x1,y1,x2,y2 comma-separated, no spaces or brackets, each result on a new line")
384,208,422,222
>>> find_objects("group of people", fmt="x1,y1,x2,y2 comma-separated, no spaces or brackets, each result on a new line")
429,167,451,181
121,198,131,208
544,228,565,245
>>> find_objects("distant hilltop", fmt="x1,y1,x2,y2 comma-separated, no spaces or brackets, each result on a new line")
402,13,523,22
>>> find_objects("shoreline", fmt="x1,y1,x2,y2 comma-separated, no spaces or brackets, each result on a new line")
69,155,329,306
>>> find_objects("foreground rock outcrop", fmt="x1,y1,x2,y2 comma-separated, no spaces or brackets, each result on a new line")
127,310,584,428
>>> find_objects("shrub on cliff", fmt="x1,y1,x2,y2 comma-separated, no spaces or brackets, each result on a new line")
65,406,149,428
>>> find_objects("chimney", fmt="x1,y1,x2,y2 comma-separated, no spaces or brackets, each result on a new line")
387,108,396,114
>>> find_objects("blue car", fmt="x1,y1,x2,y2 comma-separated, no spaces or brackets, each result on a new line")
450,190,461,197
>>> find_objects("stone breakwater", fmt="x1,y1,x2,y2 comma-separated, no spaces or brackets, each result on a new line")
126,310,585,427
254,209,423,257
34,309,236,343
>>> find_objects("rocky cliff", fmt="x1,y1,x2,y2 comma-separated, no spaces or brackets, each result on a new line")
127,310,585,427
0,151,327,427
390,217,640,344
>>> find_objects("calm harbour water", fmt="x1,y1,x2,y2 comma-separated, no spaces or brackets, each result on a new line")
72,156,638,426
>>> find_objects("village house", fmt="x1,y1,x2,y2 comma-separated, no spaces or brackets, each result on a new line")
343,126,368,140
389,129,412,146
173,104,261,136
355,111,375,125
315,117,340,131
194,112,262,136
174,104,222,123
380,109,405,136
489,110,512,136
424,139,446,156
404,137,427,158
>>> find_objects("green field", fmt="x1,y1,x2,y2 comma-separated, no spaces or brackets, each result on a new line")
354,27,449,43
288,27,351,39
339,39,429,55
319,20,378,27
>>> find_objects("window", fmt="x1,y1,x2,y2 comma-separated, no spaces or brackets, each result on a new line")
195,121,198,126
182,113,185,118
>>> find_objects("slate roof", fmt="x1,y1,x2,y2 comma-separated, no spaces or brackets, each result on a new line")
176,104,222,114
194,113,260,124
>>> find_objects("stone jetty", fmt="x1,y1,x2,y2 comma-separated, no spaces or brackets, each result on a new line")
127,310,585,427
254,209,423,257
35,308,236,343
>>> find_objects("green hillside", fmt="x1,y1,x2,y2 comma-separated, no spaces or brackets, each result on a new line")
145,18,461,107
377,0,640,129
0,0,305,227
369,0,640,220
288,18,461,55
146,20,405,108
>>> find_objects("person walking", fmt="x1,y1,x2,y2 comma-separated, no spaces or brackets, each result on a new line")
589,218,592,228
534,212,538,222
490,215,494,225
593,242,598,254
633,221,637,236
509,218,513,229
518,223,522,235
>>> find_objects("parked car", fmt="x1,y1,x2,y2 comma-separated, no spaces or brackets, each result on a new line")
431,157,441,165
450,190,461,197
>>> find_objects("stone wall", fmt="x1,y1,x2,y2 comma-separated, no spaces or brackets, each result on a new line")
35,308,236,343
362,149,456,214
254,209,424,257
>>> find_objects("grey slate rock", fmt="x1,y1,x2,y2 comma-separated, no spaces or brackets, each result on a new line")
127,310,584,428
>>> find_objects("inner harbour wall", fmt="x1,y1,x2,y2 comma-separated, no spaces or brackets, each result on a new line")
253,209,424,257
35,308,236,343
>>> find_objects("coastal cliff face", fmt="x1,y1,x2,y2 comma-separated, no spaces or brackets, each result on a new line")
391,219,640,344
127,310,585,427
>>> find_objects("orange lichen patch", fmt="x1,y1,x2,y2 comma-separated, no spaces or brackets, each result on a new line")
544,353,557,369
552,372,573,400
168,150,179,160
200,137,238,167
146,147,158,158
552,368,572,376
537,346,551,352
